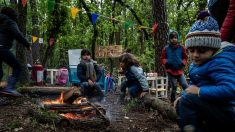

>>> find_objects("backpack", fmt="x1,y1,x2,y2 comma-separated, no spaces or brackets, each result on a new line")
55,67,68,86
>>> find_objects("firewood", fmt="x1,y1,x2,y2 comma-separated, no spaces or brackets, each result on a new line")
19,86,71,95
143,93,177,122
63,87,82,104
43,103,90,109
87,102,110,125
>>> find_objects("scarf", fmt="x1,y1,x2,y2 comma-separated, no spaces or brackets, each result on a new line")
80,59,97,81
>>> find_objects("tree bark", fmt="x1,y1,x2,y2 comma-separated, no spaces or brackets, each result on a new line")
80,0,98,60
30,0,40,64
152,0,168,76
16,0,30,84
143,94,177,122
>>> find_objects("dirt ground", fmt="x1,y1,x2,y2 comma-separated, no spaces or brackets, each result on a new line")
0,90,178,132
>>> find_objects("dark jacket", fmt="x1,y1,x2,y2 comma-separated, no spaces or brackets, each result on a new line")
0,14,30,49
77,61,101,83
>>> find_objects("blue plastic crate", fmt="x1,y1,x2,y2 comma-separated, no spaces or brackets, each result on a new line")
68,65,105,88
68,66,81,85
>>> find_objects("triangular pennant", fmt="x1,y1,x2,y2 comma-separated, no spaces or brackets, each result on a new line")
152,22,158,33
48,0,55,13
124,21,134,30
22,0,27,7
91,13,99,25
32,36,38,43
71,7,80,19
137,26,147,30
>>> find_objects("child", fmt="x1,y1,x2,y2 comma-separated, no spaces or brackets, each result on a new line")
175,12,235,131
161,30,188,102
118,53,148,101
0,7,31,96
77,49,104,102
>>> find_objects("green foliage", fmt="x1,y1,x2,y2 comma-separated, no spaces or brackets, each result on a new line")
7,120,22,130
0,0,203,75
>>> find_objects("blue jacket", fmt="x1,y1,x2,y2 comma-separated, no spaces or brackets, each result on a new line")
125,65,149,91
189,43,235,105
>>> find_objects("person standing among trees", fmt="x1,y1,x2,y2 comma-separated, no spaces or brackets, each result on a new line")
0,7,31,96
160,30,188,102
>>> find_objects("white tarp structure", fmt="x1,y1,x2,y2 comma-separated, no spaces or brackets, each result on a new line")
68,49,82,68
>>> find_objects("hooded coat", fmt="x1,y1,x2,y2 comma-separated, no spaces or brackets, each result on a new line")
0,14,30,49
189,42,235,106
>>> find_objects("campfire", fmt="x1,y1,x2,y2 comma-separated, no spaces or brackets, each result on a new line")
28,87,109,129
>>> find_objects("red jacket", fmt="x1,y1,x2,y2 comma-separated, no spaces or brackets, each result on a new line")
161,44,187,76
221,0,235,42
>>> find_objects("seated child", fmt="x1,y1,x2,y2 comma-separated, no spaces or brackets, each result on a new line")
175,12,235,131
118,53,149,102
77,49,104,102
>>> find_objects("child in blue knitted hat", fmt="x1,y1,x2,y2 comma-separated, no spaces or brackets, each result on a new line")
175,11,235,131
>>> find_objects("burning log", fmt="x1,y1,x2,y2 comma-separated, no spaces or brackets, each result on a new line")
143,93,177,122
63,87,82,104
42,103,105,113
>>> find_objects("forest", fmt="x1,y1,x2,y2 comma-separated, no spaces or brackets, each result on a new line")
1,0,207,84
0,0,212,131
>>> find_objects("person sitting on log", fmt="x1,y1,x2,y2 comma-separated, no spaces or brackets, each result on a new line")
118,53,148,102
77,49,104,102
174,11,235,131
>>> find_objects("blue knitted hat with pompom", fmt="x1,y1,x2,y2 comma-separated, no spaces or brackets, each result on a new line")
185,11,221,49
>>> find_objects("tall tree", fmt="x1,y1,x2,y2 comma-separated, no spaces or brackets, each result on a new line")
16,0,30,84
30,0,40,64
152,0,168,75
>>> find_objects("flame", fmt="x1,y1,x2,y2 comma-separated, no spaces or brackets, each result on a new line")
60,113,83,120
42,91,97,120
43,91,64,104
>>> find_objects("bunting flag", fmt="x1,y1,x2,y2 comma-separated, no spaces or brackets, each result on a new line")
22,0,27,7
91,13,99,25
48,0,55,13
152,22,158,33
32,36,38,43
137,25,147,30
124,21,134,30
71,7,80,19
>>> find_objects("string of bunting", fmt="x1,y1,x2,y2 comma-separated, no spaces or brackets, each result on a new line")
21,0,160,44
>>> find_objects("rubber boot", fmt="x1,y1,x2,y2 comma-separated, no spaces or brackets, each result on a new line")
0,76,22,97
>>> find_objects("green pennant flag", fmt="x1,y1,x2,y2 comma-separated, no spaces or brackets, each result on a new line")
124,21,134,30
48,0,55,13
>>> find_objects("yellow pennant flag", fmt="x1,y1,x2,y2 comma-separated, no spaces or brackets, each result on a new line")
137,26,147,30
71,7,80,19
32,36,38,43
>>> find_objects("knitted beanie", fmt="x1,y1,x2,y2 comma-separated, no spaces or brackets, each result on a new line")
185,11,221,49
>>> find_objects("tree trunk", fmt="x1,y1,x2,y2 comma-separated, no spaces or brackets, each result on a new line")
16,0,30,84
152,0,168,76
30,0,40,64
80,0,98,60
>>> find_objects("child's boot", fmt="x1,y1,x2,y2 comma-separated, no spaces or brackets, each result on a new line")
0,76,22,97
